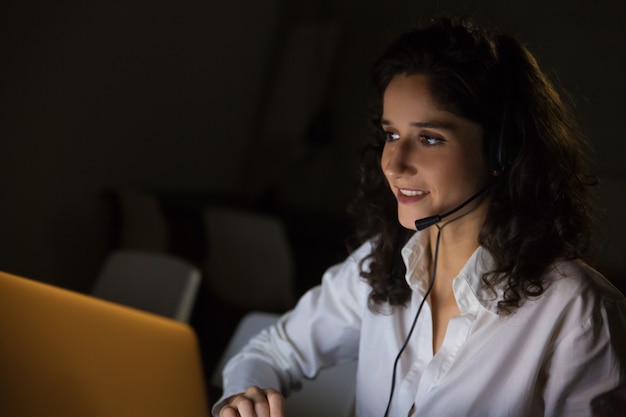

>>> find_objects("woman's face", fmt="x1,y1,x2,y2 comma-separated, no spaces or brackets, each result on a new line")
380,73,491,230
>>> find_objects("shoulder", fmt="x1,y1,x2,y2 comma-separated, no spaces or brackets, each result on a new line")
322,239,375,282
530,259,626,341
530,261,626,412
310,239,375,303
543,259,625,305
283,239,376,332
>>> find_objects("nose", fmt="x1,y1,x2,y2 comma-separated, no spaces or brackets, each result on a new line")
382,140,418,179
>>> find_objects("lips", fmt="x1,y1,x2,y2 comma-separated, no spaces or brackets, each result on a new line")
396,188,429,204
399,189,426,196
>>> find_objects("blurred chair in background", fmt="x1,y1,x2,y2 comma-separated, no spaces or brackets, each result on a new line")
204,207,296,312
92,249,202,322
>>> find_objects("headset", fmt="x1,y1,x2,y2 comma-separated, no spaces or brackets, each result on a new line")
487,107,518,174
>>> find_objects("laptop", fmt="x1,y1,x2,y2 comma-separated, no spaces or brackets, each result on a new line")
0,270,210,417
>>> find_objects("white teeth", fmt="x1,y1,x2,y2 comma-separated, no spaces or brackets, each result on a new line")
399,189,426,196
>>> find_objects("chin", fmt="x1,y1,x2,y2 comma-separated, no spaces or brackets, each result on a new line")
398,217,419,231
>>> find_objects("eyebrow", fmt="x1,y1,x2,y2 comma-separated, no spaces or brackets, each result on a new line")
380,119,456,130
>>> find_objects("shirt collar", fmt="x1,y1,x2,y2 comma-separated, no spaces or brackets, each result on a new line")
401,232,430,294
401,231,501,315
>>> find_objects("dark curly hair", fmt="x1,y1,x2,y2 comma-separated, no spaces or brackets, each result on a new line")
348,17,596,314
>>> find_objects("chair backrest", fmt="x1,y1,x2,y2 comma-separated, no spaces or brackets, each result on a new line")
212,311,357,417
92,249,201,322
204,207,295,311
0,270,209,417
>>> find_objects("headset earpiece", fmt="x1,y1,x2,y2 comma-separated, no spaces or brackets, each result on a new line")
488,107,518,174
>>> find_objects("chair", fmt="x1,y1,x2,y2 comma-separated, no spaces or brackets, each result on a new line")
92,249,202,322
212,312,357,417
204,207,296,312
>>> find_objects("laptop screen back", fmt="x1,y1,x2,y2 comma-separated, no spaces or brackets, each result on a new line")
0,270,209,417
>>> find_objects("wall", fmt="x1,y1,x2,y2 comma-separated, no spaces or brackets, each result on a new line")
0,0,281,289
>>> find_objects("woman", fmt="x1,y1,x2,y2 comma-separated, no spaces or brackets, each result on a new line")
213,18,625,417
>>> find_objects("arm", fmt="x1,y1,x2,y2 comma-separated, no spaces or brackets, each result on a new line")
543,294,626,417
211,242,373,416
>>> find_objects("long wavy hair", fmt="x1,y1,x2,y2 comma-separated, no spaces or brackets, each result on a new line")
349,18,596,314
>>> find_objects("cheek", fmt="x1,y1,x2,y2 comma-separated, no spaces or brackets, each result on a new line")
379,149,387,169
379,148,392,180
466,148,490,176
457,156,490,188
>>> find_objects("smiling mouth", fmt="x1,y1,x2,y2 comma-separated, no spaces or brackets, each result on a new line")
398,189,428,196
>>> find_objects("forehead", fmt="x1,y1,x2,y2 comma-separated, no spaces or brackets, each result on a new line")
382,74,458,124
383,73,434,105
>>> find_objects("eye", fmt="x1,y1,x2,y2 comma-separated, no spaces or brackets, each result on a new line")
384,131,400,142
420,135,444,146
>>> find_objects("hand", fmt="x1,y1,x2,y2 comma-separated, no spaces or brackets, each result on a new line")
219,385,285,417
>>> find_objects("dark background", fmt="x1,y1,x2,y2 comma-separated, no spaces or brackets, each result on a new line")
1,0,625,302
2,0,625,291
1,0,625,397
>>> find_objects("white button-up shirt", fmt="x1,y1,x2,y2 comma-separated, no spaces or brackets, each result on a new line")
214,231,625,417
